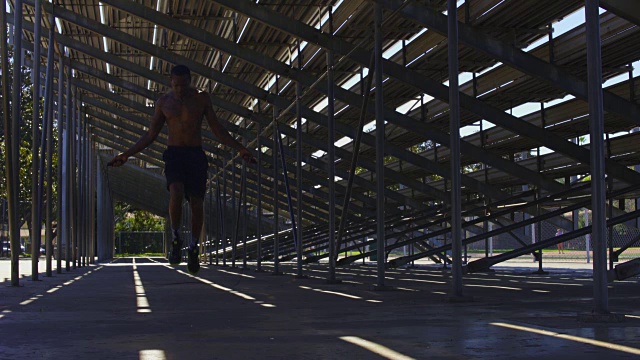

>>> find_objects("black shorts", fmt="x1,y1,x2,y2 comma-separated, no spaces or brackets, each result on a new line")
163,146,208,200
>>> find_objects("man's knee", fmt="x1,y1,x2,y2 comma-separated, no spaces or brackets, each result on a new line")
190,196,204,209
169,183,185,197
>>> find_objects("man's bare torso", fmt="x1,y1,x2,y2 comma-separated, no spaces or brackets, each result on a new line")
159,88,206,147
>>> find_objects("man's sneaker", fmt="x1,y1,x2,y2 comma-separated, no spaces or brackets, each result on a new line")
169,238,182,266
187,246,200,275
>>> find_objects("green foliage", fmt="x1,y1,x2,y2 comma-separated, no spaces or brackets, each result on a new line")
1,47,61,223
114,201,164,232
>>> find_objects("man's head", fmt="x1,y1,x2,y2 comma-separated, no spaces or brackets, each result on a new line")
170,65,191,98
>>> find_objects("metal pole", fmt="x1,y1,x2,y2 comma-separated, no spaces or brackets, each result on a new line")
585,0,609,314
10,0,24,286
448,0,464,298
91,139,96,263
295,38,304,278
208,172,213,265
97,157,104,261
222,158,227,266
256,103,263,272
77,105,84,268
241,157,248,270
231,156,237,267
374,1,387,289
71,88,78,270
585,208,591,263
44,10,55,276
273,104,281,275
31,0,43,281
606,134,614,270
60,69,73,271
0,4,8,259
215,168,221,265
326,6,339,284
56,53,64,273
0,0,15,275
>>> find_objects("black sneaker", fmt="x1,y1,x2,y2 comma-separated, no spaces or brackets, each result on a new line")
169,238,182,266
187,246,200,275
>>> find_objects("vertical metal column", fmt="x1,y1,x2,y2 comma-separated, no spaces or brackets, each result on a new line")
585,0,609,314
44,10,55,275
65,78,72,271
373,1,387,289
97,157,104,261
0,0,8,264
231,156,238,267
215,167,221,265
326,6,339,284
31,0,43,281
56,54,65,273
208,171,213,265
535,103,545,273
271,75,280,275
222,158,228,266
90,139,95,263
606,134,614,270
256,102,263,272
9,0,24,286
1,0,18,280
295,39,304,278
448,0,464,298
273,106,281,275
77,107,84,268
241,152,248,269
71,89,78,269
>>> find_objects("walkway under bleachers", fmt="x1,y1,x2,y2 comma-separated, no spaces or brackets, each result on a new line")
1,258,639,359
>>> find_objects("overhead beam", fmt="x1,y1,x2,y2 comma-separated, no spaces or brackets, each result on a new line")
94,0,561,198
204,0,640,188
601,0,640,27
381,0,640,125
20,11,441,211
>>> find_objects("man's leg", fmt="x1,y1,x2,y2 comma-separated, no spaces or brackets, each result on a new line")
189,196,204,249
168,183,185,265
187,196,204,274
169,182,185,231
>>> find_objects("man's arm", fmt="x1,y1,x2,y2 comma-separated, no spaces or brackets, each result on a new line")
108,99,166,167
203,94,255,163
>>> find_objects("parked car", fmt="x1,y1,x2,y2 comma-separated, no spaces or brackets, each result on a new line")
1,244,26,255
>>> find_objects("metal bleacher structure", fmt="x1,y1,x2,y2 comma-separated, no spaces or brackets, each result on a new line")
2,0,640,312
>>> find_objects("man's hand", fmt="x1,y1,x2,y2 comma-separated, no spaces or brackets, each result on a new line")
107,154,129,167
239,148,257,164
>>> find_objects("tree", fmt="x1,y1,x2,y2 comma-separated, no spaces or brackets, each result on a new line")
114,202,164,232
1,44,61,242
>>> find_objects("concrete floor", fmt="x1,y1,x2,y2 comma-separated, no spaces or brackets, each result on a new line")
0,257,639,359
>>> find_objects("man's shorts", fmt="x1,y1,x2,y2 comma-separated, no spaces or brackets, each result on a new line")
163,146,208,200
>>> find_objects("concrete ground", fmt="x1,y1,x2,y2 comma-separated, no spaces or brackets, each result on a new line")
0,256,639,359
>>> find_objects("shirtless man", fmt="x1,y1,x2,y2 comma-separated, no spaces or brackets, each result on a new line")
108,65,254,274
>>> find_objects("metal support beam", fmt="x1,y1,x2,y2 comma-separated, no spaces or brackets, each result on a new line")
601,0,640,27
67,0,546,200
448,0,464,298
256,112,263,272
43,9,55,276
381,0,640,125
204,0,640,188
295,38,304,278
1,0,18,285
585,0,609,315
31,0,42,281
374,2,387,289
326,7,338,283
56,47,64,273
272,104,280,274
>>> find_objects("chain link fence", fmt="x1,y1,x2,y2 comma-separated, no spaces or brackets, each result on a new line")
115,231,165,256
